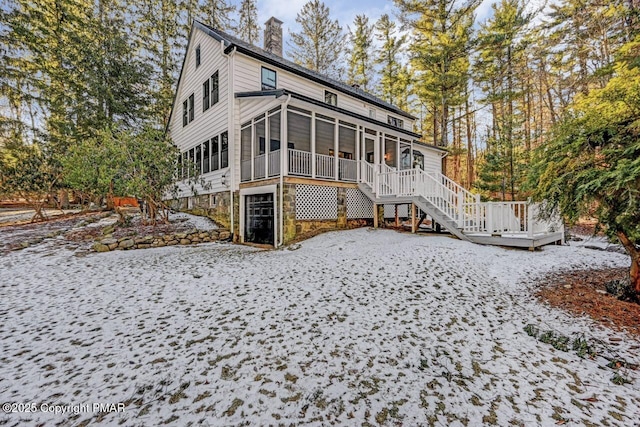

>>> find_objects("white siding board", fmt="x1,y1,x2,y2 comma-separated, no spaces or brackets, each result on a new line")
414,146,443,175
171,28,229,155
239,97,281,122
232,54,414,126
170,28,233,197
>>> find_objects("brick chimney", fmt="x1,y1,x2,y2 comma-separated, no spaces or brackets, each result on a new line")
264,17,283,57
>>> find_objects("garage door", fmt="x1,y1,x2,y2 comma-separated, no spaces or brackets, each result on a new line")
244,193,274,245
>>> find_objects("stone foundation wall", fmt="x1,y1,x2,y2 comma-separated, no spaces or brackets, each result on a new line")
282,183,372,244
92,229,231,252
173,182,374,246
175,191,233,230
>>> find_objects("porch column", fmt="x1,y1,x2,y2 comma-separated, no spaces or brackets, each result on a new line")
396,135,400,170
334,120,339,180
374,131,380,167
265,114,270,178
311,111,316,178
356,126,361,182
250,122,255,180
281,107,288,176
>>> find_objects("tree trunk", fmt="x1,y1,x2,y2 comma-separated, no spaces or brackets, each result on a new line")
617,231,640,295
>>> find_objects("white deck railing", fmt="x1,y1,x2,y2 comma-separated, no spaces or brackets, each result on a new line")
361,167,560,236
339,158,357,181
268,150,280,177
361,161,375,188
288,149,311,176
316,153,334,179
254,154,266,179
241,152,558,238
241,159,251,182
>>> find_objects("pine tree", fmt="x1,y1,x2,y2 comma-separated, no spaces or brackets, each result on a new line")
200,0,235,31
529,36,640,297
237,0,260,45
395,0,480,148
473,0,531,200
289,0,345,78
374,14,409,109
347,15,374,91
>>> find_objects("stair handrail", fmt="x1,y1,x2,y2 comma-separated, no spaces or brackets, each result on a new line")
426,172,477,204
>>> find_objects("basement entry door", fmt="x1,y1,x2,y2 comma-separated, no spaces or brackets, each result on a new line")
244,193,274,245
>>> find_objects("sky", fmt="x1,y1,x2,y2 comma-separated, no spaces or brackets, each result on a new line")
256,0,498,38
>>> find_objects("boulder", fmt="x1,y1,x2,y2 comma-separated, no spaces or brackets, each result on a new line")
137,244,151,250
93,243,111,252
219,231,231,240
175,233,187,239
166,240,179,245
186,229,198,236
108,243,119,250
119,239,135,249
101,238,118,246
179,239,191,245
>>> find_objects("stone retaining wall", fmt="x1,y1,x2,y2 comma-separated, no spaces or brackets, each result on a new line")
92,229,230,252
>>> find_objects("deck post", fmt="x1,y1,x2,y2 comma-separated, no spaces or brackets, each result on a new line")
527,203,534,238
395,205,399,227
250,124,255,181
265,114,270,177
356,127,361,182
334,119,339,180
373,203,379,228
475,194,481,233
311,112,316,178
411,203,416,233
487,203,493,234
457,193,464,228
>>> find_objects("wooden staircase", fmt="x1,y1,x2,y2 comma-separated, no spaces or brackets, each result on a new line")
358,162,564,249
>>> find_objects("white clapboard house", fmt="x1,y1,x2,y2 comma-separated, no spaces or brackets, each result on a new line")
169,18,564,249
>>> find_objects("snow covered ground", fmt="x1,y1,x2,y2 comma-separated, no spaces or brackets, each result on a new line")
0,227,638,426
0,208,79,225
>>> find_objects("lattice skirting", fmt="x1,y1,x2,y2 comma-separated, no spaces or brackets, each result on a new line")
384,204,409,218
346,188,373,219
295,184,338,220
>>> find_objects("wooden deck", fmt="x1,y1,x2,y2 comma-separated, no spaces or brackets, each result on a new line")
463,231,565,250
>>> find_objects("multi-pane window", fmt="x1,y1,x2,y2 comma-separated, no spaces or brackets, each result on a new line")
221,131,228,168
211,136,219,171
203,80,210,111
324,90,337,106
195,45,201,68
182,152,188,178
195,144,202,174
211,71,219,105
188,148,195,177
387,115,404,128
182,100,188,127
188,94,194,122
202,140,210,174
261,67,276,90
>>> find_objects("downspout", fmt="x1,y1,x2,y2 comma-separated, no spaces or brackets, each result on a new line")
279,94,292,247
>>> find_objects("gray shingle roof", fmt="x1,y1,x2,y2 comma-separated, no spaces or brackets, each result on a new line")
194,20,416,120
